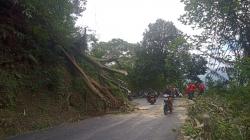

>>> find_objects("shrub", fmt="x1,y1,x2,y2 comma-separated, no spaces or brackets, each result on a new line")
183,85,250,140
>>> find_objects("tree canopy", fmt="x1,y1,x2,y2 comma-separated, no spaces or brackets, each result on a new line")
180,0,250,84
131,19,207,91
180,0,250,57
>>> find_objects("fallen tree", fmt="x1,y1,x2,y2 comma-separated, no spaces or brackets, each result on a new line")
82,54,128,76
57,45,128,110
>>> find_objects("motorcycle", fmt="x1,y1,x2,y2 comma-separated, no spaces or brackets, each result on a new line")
163,94,173,115
147,95,157,105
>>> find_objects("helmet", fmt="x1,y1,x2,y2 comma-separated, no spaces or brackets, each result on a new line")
163,94,169,98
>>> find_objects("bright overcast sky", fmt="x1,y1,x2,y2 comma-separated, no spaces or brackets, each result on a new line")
76,0,198,43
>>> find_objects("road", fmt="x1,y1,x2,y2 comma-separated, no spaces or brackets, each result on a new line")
8,98,188,140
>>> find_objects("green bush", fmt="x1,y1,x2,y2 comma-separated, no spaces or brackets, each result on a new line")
0,70,19,107
184,85,250,140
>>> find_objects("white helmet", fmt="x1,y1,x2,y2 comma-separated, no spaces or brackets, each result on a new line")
163,94,169,98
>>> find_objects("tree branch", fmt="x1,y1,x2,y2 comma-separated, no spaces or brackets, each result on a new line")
82,54,128,75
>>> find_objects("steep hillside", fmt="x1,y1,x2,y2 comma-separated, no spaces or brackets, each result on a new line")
0,1,130,138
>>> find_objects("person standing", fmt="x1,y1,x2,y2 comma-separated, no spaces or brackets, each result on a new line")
198,82,205,96
186,83,196,100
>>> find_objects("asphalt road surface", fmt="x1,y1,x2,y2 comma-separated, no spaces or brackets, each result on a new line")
8,98,188,140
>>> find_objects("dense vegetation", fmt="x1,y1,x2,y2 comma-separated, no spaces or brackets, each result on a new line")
0,0,249,139
129,19,207,92
90,19,208,93
0,0,129,138
0,0,205,138
180,0,250,139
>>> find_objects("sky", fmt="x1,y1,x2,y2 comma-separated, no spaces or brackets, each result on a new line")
76,0,199,43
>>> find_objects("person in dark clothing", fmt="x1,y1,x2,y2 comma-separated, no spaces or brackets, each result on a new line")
164,86,172,96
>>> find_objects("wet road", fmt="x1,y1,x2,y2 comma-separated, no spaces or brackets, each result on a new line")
8,98,188,140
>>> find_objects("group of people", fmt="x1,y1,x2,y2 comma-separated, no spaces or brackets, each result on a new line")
162,82,206,101
144,82,205,114
163,85,182,98
185,82,205,100
162,82,205,114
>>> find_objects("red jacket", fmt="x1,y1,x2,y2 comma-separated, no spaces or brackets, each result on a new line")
187,83,196,93
198,83,205,92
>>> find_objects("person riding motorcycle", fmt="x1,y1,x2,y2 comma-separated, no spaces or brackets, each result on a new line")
163,86,173,114
146,89,157,104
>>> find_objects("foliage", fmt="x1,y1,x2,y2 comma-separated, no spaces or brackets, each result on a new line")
91,38,138,92
0,0,133,138
92,39,132,58
0,0,87,66
183,121,202,139
0,0,88,102
0,70,18,107
91,38,137,69
132,19,178,90
180,2,250,139
235,57,250,84
185,55,207,82
21,0,86,46
131,19,207,91
180,0,250,57
184,85,250,140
